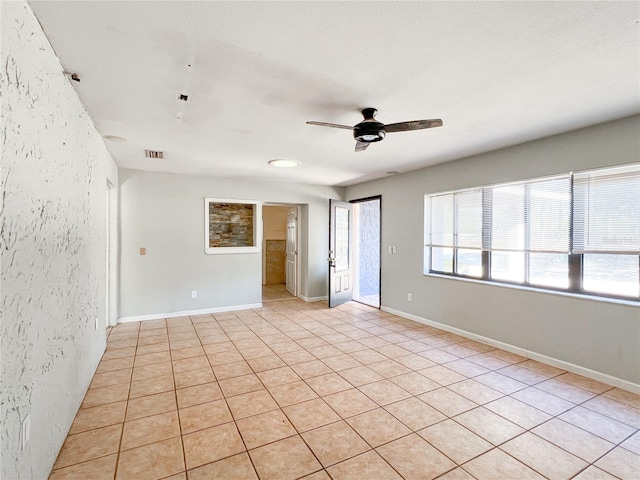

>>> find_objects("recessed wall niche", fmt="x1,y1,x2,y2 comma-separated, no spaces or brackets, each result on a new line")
204,198,262,254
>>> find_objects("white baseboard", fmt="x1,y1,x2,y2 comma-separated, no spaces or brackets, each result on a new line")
118,303,263,323
382,306,640,394
299,295,328,303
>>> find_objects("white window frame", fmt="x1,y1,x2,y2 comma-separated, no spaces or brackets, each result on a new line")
424,164,640,302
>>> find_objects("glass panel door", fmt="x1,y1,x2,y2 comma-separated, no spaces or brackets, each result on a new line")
328,199,353,307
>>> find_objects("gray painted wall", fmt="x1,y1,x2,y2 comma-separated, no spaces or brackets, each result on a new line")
1,2,119,478
119,169,343,318
345,115,640,385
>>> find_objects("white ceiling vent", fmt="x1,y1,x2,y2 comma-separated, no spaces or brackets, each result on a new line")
145,150,164,159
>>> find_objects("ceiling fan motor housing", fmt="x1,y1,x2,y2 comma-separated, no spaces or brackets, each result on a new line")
354,120,386,143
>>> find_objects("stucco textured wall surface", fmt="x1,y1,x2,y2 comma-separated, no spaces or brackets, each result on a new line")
1,2,117,478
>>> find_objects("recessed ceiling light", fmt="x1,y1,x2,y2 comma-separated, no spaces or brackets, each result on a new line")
102,135,127,143
268,159,299,168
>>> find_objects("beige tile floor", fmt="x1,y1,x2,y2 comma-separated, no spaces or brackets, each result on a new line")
262,284,295,302
49,299,640,480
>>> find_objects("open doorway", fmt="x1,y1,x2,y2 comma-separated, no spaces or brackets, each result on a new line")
262,204,299,302
352,196,381,308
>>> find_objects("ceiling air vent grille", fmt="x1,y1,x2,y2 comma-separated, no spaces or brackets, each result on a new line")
145,150,164,159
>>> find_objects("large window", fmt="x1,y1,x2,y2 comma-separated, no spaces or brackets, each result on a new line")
573,164,640,297
424,164,640,301
488,176,571,288
428,189,482,277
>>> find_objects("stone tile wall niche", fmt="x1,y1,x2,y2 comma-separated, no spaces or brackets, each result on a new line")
204,198,261,254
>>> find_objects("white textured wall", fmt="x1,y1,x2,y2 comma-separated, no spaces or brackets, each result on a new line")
119,169,343,318
1,2,118,479
345,115,640,386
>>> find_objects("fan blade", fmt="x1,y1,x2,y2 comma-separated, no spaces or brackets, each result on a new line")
306,121,353,130
384,119,443,133
355,141,369,152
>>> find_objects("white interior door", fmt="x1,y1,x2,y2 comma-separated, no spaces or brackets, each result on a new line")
286,208,297,296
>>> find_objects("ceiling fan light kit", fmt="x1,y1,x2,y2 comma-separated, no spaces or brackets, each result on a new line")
307,107,443,152
354,108,386,143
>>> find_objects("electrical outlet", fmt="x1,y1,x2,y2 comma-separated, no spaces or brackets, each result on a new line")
392,246,397,254
21,414,30,450
407,293,412,302
191,290,197,299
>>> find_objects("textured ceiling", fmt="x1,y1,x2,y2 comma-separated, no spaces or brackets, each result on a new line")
29,1,639,186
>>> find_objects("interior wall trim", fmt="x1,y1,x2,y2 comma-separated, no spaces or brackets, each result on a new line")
118,303,263,323
382,306,640,394
299,295,328,302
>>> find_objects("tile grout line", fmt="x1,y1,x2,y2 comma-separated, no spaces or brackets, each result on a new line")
218,311,327,479
112,320,141,480
222,307,385,478
173,315,189,478
228,308,463,478
441,387,622,478
202,312,263,480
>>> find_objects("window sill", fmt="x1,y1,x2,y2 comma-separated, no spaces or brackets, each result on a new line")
423,272,640,307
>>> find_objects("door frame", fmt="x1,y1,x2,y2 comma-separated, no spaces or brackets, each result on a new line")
351,195,382,309
328,199,354,308
262,203,302,299
106,180,119,327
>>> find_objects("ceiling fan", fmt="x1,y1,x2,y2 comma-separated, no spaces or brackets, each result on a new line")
306,108,443,152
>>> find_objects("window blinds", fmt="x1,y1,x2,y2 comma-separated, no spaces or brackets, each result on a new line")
486,176,571,253
427,167,638,255
456,190,483,248
572,164,640,254
430,194,454,247
429,190,482,248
